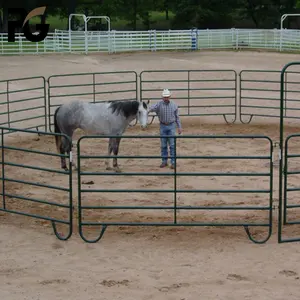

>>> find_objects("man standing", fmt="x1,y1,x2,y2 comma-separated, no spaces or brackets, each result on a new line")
148,88,182,169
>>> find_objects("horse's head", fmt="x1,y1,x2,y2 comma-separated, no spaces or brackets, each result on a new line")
137,100,149,129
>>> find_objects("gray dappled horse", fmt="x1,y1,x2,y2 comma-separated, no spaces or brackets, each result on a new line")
54,99,150,172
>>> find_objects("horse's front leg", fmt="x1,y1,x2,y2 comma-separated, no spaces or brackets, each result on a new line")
112,137,122,173
60,137,69,171
105,137,114,170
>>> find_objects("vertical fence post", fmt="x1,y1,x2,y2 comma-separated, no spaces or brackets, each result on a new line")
278,63,286,243
6,81,10,129
284,71,287,117
174,135,177,224
69,29,72,53
1,128,5,209
191,28,197,50
47,77,51,132
85,30,88,54
280,28,283,52
149,30,152,51
43,77,48,132
188,70,190,115
93,73,96,103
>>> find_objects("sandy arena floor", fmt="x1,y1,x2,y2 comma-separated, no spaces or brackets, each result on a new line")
2,50,300,299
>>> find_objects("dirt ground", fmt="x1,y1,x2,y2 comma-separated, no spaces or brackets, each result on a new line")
2,50,300,299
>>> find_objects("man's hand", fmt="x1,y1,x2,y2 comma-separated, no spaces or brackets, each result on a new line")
178,128,182,135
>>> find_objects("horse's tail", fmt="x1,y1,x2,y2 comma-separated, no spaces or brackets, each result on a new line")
54,106,62,153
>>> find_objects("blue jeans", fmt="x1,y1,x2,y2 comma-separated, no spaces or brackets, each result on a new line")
160,122,176,165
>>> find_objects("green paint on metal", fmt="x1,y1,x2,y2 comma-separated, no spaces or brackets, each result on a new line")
47,71,138,132
0,126,73,241
279,132,300,243
4,68,300,244
278,61,300,243
283,134,300,226
77,134,273,244
240,69,300,123
140,70,237,124
0,76,47,134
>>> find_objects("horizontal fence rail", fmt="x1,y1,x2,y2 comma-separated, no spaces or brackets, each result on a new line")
240,70,300,123
0,69,299,134
140,70,237,124
0,126,73,240
0,76,47,133
47,71,138,131
279,133,300,242
1,64,300,243
77,134,273,243
46,68,300,128
0,28,300,55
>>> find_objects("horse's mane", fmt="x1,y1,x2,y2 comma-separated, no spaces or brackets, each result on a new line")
109,100,140,118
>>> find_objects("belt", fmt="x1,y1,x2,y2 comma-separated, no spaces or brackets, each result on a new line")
160,121,174,125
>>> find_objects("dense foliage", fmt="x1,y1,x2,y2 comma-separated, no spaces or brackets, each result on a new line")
1,0,300,31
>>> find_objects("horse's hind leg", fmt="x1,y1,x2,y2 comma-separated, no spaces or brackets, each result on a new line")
112,137,121,173
105,138,114,170
60,141,68,171
61,136,73,171
55,133,67,171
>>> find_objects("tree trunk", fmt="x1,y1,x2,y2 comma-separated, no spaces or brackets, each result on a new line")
246,0,259,27
142,12,150,30
2,4,8,32
133,0,137,30
67,0,77,30
165,0,169,20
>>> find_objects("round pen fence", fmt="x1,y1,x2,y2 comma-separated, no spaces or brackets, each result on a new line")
279,61,300,243
140,70,237,124
47,71,138,132
77,134,273,244
0,76,47,134
0,65,300,243
283,134,300,229
0,126,73,240
240,70,300,123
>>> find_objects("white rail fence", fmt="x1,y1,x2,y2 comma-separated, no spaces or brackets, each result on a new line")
0,28,300,55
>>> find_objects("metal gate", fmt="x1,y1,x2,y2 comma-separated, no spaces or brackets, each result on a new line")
278,61,300,243
0,127,73,240
77,134,273,243
240,69,300,124
0,76,47,133
140,69,237,124
47,71,138,131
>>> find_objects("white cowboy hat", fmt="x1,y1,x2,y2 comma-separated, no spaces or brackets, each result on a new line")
162,88,171,97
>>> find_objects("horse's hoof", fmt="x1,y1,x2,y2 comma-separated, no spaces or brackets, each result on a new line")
106,166,113,170
114,167,122,173
63,167,68,172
